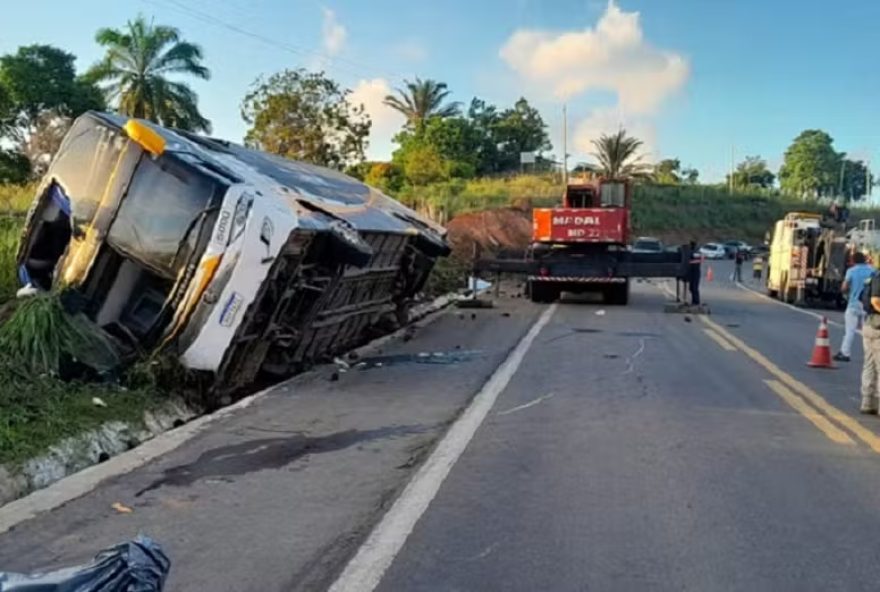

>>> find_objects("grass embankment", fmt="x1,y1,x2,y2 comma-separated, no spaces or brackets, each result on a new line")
0,293,178,467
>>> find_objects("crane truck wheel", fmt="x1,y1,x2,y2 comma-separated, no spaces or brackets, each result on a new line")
528,280,557,303
606,279,630,305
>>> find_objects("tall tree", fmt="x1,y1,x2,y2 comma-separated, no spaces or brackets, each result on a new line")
591,129,650,178
88,16,211,132
383,78,460,130
493,97,551,172
241,69,371,169
729,155,775,190
681,166,699,184
839,159,872,201
654,158,681,184
0,44,104,175
778,130,841,198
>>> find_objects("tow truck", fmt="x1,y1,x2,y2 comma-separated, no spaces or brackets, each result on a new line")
474,177,692,304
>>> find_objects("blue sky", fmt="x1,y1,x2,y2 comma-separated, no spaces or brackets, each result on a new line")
2,0,878,186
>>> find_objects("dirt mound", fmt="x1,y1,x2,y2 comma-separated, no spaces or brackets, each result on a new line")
446,207,532,259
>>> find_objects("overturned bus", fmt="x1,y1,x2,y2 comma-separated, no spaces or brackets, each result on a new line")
16,112,449,396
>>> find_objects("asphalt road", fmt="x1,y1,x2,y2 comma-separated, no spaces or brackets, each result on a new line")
377,265,880,592
4,265,880,591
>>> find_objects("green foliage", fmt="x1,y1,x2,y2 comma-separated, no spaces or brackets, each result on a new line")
0,216,23,302
654,158,681,184
364,162,404,193
403,144,449,186
779,130,841,198
591,129,651,178
0,151,30,184
389,95,551,182
0,45,98,121
493,98,552,172
682,167,699,184
423,255,469,297
0,370,166,467
383,78,460,130
0,182,34,214
242,68,370,169
88,15,211,132
729,155,775,190
0,293,119,377
0,44,104,176
840,159,871,201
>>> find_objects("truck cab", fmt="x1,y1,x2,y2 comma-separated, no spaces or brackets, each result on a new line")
767,212,821,302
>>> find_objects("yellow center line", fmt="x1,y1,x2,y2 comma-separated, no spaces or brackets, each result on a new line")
702,328,737,351
764,380,855,445
702,316,880,454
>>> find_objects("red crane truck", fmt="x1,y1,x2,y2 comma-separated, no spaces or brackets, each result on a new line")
475,178,691,304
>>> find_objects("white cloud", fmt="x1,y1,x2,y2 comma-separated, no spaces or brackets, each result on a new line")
573,106,657,163
499,0,688,114
349,78,406,159
321,7,347,56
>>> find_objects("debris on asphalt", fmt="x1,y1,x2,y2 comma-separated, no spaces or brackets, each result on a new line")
333,357,351,370
329,372,340,382
604,354,620,359
684,316,692,322
111,502,133,514
501,312,511,317
0,535,170,591
471,313,477,320
356,350,482,369
595,310,606,316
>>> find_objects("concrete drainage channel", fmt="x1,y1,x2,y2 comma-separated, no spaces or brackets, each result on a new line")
0,293,458,511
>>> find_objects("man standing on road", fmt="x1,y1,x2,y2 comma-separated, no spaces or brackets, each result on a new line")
860,269,880,413
835,252,875,362
733,249,745,283
688,240,702,305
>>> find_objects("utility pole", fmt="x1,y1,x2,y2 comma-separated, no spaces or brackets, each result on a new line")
867,160,872,205
729,144,735,195
562,104,568,186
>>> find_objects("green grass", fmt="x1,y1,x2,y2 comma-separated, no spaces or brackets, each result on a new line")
0,293,119,377
0,217,22,303
0,371,168,467
0,183,36,215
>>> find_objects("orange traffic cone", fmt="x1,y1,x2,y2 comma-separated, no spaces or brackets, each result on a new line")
807,317,835,369
706,266,714,282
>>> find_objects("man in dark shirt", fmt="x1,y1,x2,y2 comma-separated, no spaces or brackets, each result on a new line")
733,248,745,282
860,273,880,413
688,240,702,305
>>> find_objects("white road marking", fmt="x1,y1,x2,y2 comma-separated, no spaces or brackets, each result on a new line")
497,393,556,416
735,281,847,330
328,304,558,592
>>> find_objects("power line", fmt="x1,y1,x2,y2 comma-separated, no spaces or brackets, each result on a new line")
140,0,404,83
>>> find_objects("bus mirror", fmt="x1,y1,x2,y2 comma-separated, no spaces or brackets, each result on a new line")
123,120,166,156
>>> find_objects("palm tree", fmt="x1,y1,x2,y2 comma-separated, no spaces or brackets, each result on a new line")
591,129,650,178
88,16,211,132
383,78,460,129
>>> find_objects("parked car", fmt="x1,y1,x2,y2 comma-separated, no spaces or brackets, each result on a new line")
723,240,752,259
698,243,727,259
632,237,664,253
751,244,769,257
